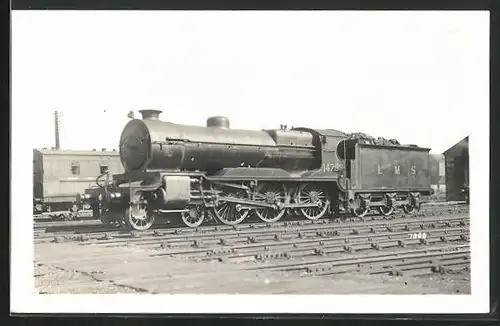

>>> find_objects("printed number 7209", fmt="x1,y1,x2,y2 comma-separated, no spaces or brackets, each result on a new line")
408,232,427,239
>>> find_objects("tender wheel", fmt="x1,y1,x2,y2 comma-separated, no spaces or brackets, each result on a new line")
352,197,369,218
296,184,330,220
124,204,156,231
253,183,287,223
181,206,205,228
378,206,394,216
211,185,250,225
402,204,419,215
352,207,369,218
402,194,420,215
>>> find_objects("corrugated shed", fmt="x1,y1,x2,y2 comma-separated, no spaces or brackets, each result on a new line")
443,136,469,202
443,136,469,158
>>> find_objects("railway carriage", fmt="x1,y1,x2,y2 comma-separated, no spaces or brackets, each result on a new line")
79,110,433,230
33,148,124,220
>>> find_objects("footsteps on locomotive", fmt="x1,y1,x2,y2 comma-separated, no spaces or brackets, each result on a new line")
77,110,434,231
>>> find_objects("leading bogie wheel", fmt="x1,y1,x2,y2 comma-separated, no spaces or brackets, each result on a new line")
181,206,206,228
124,205,156,231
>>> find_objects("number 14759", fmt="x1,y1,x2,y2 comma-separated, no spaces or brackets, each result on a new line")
321,163,344,172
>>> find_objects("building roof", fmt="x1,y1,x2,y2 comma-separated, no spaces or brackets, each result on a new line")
33,148,120,156
443,136,469,158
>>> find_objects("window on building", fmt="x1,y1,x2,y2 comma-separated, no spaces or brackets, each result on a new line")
100,165,109,174
71,162,80,175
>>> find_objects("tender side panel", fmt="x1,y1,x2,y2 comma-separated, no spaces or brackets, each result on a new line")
353,144,431,191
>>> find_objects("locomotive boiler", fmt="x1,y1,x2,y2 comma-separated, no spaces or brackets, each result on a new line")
119,110,318,173
91,109,433,231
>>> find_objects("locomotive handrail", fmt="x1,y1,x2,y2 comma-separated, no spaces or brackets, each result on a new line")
153,139,315,149
162,137,190,142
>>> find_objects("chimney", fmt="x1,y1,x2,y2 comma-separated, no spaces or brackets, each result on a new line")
139,110,162,120
54,110,60,149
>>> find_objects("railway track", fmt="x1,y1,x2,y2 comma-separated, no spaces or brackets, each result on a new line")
34,240,470,294
152,224,469,262
39,214,470,274
252,245,471,278
74,221,470,281
34,201,460,221
34,202,468,236
33,201,466,225
34,212,470,293
35,209,469,243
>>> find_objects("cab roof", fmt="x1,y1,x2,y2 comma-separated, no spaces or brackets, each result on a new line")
292,127,347,138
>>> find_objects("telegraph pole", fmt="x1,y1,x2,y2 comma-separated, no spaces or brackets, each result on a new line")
54,110,61,149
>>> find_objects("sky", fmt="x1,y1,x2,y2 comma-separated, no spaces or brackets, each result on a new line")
12,11,488,153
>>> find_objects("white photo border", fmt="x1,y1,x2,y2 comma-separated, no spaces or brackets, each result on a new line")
10,10,491,314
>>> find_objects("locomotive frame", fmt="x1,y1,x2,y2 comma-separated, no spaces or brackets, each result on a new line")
79,110,433,231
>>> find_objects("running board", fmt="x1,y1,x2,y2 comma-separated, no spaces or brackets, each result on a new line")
219,196,321,210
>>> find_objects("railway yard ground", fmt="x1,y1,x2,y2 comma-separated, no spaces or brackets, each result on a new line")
33,202,471,295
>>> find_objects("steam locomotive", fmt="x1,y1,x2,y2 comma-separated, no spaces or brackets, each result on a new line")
77,110,433,231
